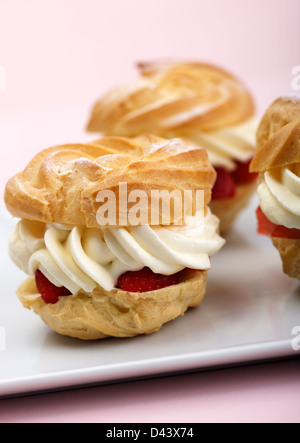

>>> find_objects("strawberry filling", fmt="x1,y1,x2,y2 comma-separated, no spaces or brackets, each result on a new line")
231,159,258,185
212,159,258,201
35,270,71,304
35,267,202,304
117,267,202,293
256,206,300,239
117,267,179,292
212,167,237,200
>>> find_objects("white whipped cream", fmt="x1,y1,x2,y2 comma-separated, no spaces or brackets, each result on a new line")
257,164,300,229
184,118,257,170
9,210,225,295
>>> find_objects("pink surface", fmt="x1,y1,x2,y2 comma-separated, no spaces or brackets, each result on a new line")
1,0,300,423
0,359,299,423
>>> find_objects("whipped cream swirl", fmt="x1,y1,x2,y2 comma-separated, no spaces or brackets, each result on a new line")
9,210,225,295
184,118,257,171
257,163,300,229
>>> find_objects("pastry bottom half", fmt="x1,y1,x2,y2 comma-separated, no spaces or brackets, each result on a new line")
272,237,300,280
210,180,257,235
17,271,207,340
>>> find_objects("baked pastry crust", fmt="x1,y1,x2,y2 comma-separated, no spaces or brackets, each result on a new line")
250,96,300,172
5,135,216,227
272,238,300,280
87,61,255,137
17,271,207,340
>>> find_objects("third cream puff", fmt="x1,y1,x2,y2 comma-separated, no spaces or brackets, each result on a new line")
250,95,300,280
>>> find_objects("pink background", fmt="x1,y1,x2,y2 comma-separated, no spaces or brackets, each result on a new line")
1,0,300,422
1,0,300,194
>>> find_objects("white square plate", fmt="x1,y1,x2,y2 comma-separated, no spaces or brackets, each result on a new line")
1,199,299,398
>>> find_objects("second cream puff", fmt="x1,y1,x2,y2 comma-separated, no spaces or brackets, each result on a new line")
87,61,258,234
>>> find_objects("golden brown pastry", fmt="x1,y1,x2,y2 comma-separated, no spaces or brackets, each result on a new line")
250,95,300,280
5,135,225,340
5,135,215,227
87,61,258,233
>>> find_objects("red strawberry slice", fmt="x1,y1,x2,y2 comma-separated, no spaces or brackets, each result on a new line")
272,225,300,239
117,267,180,293
231,159,258,185
35,270,71,304
212,167,237,200
256,206,277,236
256,206,300,239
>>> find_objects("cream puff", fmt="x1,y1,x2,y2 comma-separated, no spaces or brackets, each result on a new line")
5,135,225,340
250,95,300,279
87,61,258,234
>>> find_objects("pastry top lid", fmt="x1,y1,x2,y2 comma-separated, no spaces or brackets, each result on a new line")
87,61,255,137
5,134,216,227
250,95,300,173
